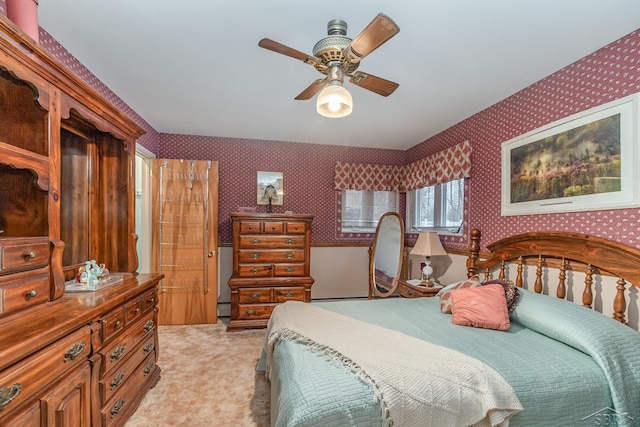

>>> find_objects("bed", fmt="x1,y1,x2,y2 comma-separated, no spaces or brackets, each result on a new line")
259,229,640,426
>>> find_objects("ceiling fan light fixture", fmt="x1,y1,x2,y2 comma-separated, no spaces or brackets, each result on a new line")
316,84,353,118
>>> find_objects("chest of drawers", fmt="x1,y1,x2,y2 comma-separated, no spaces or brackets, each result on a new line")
0,273,162,427
227,213,314,330
94,287,160,427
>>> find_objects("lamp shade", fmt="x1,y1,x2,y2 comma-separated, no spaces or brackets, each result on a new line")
316,84,352,118
410,232,447,257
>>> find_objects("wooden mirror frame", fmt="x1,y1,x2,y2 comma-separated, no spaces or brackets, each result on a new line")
369,212,405,298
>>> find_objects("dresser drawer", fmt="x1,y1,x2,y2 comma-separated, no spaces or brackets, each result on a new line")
238,249,305,264
1,399,40,426
274,287,305,302
124,297,143,324
239,221,261,234
0,238,49,273
0,325,91,413
0,275,49,315
239,235,305,249
238,304,274,319
100,306,126,342
100,333,156,405
263,221,284,234
286,222,307,234
238,264,273,277
142,288,157,312
238,288,272,303
100,310,156,376
273,264,305,276
101,353,157,427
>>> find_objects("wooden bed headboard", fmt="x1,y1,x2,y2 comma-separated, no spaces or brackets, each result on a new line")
466,228,640,326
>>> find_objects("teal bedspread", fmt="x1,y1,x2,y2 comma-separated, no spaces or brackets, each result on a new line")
262,289,640,426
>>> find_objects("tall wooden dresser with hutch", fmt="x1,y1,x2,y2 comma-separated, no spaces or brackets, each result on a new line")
0,17,162,426
227,213,314,330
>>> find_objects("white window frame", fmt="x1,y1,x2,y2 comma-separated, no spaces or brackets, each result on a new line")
341,189,399,233
406,178,465,236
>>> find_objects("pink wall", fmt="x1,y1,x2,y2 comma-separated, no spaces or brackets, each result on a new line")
162,29,640,248
407,29,640,251
4,2,639,249
159,134,405,243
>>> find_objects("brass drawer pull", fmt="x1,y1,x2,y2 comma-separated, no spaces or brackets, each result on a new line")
250,253,259,259
285,239,295,245
249,293,260,300
144,320,155,332
0,383,21,410
251,239,260,245
250,268,260,274
144,361,155,375
110,372,126,389
111,344,126,361
24,251,37,260
110,397,125,418
64,343,85,362
246,310,257,315
113,320,121,329
285,267,294,273
143,342,154,354
281,292,294,297
134,307,141,314
25,290,37,299
285,253,294,259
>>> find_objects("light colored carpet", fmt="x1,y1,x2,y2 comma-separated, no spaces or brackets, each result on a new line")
125,320,270,427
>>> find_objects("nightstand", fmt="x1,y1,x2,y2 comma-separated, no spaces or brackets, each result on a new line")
398,279,443,298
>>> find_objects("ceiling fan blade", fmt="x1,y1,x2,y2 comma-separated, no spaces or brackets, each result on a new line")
343,13,400,65
295,79,327,100
349,71,399,97
258,38,325,70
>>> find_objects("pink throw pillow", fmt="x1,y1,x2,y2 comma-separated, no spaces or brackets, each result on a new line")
438,276,481,313
450,284,510,331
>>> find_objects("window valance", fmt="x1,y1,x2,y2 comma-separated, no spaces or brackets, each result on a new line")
334,162,404,192
334,141,472,192
403,140,472,191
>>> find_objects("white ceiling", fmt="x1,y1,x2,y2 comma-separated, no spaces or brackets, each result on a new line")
37,1,640,150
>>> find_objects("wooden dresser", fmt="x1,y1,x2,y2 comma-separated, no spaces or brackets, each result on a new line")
0,15,161,426
0,274,162,427
227,213,314,330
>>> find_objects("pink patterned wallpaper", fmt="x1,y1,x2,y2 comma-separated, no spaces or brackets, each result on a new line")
3,2,639,249
407,29,640,251
159,135,405,243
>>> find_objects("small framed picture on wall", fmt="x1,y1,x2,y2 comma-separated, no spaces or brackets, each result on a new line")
257,171,284,206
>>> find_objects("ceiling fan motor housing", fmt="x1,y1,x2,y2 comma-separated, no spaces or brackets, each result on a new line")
312,19,358,74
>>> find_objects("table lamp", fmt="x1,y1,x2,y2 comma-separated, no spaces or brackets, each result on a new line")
410,232,447,286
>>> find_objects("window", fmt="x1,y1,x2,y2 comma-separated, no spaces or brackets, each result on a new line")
341,190,399,233
407,178,464,235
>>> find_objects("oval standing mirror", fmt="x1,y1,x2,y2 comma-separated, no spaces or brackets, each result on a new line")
369,212,405,298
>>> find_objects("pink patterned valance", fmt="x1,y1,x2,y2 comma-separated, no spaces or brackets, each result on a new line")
335,141,471,192
334,162,404,191
403,141,472,191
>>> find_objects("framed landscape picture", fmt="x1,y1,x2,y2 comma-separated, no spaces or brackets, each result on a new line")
501,93,640,216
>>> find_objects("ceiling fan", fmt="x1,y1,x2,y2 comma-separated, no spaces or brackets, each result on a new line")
258,13,400,118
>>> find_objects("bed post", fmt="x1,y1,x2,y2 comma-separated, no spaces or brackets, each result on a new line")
467,228,481,278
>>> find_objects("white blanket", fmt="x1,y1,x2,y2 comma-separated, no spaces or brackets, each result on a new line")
265,301,522,427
